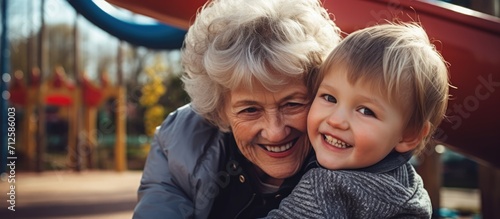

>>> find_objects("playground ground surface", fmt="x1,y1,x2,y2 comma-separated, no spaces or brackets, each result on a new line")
0,170,139,219
0,170,480,219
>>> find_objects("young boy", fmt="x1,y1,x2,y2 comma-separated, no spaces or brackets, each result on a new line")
266,22,450,218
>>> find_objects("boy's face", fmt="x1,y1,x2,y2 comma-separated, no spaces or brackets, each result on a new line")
307,68,411,170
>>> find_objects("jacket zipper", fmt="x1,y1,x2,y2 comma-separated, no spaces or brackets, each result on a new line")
234,193,256,219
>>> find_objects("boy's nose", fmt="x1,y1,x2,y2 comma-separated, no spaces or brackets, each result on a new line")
326,109,349,130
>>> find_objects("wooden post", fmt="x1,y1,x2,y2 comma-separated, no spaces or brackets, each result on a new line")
478,164,500,219
25,88,37,170
114,41,126,172
416,144,442,216
68,88,80,171
83,107,97,169
72,9,82,172
36,85,46,172
114,87,127,172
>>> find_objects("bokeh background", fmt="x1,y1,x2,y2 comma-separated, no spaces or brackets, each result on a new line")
0,0,499,218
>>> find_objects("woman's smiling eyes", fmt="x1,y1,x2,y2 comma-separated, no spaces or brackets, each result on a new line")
237,102,306,116
240,107,258,114
236,107,260,120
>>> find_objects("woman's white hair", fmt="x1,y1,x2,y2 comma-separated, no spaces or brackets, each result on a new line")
181,0,341,131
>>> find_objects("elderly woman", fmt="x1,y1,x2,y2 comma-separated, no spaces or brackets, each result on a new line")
132,0,341,218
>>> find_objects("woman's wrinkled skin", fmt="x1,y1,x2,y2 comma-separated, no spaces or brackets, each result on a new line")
224,79,311,186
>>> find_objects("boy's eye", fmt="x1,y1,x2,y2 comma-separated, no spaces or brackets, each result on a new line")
321,94,337,103
358,107,376,117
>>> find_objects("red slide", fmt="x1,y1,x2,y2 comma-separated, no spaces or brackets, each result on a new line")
106,0,500,169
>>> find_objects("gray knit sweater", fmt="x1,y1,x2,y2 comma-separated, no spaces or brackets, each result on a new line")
265,152,432,219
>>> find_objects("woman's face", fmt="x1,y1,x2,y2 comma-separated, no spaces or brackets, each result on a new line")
224,79,311,184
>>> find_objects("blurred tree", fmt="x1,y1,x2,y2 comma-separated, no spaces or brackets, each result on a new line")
121,45,153,135
124,45,151,90
160,73,189,115
9,18,188,139
10,23,90,79
10,35,33,77
123,49,187,136
96,55,114,76
136,52,188,136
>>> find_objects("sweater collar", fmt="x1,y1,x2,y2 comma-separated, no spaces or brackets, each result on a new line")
316,150,412,174
356,151,413,173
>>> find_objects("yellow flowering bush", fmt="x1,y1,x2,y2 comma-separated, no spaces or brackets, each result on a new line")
144,105,166,136
140,56,168,136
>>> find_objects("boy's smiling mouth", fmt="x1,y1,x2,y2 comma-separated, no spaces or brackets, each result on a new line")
324,135,352,149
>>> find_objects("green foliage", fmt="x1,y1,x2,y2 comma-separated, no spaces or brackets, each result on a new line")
138,55,189,137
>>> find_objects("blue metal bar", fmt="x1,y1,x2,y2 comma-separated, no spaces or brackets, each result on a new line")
66,0,186,50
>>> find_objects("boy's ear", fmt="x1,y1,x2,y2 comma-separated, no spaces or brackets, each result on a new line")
395,122,431,153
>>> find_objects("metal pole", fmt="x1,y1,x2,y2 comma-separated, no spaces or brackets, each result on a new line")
36,0,46,172
1,0,10,174
72,12,82,171
27,0,33,79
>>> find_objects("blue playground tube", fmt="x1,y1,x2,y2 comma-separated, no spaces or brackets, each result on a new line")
66,0,186,50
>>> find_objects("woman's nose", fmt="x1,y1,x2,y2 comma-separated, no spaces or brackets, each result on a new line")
261,114,290,142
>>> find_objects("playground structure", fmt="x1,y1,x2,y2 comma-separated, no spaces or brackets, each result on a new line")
91,0,500,217
8,66,127,172
1,0,499,217
93,0,500,169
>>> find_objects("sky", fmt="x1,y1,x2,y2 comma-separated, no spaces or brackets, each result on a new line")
7,0,157,40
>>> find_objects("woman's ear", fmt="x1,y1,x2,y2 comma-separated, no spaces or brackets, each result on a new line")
395,122,431,153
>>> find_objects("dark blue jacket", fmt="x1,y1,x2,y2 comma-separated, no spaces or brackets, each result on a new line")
133,104,315,219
